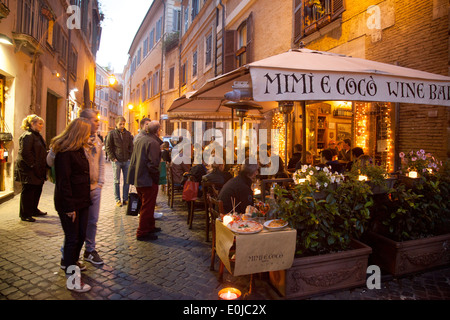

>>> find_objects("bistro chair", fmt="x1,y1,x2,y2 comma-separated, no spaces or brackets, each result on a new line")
202,181,223,242
207,194,225,274
185,175,202,229
167,163,184,208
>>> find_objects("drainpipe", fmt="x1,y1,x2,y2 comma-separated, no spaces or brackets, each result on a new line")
178,3,183,97
160,0,166,123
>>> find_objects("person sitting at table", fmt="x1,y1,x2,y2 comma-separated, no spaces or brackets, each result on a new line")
170,148,191,186
341,139,352,162
287,144,302,170
202,161,232,186
321,148,345,173
327,140,338,159
295,151,313,170
218,158,258,214
346,147,365,171
272,155,290,179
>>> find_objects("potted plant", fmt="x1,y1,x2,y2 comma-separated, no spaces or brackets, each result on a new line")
269,166,372,299
347,156,396,194
366,156,450,277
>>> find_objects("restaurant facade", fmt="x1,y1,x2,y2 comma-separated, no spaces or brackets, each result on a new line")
125,0,450,172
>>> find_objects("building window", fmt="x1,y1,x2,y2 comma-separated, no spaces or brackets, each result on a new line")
181,62,187,86
143,38,149,56
236,22,247,67
173,9,181,32
184,7,189,33
191,0,199,21
192,50,198,78
142,80,147,101
169,66,175,89
69,46,78,78
153,70,160,95
149,29,154,49
156,18,162,42
294,0,345,41
205,33,212,67
137,48,142,65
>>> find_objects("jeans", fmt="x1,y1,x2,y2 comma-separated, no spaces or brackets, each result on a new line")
112,160,130,202
58,206,89,269
84,187,102,252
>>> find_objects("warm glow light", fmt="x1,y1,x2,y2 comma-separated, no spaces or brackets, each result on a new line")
0,34,13,46
358,175,368,181
223,215,233,226
408,171,418,179
218,288,241,300
108,75,117,86
253,188,261,195
128,104,134,110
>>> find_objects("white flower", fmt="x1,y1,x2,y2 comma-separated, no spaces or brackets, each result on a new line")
323,167,329,173
330,176,336,183
316,183,320,189
309,170,314,176
324,182,328,188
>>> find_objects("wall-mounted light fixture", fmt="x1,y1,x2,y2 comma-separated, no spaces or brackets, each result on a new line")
0,33,13,46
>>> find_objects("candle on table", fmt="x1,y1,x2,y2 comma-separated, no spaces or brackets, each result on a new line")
358,175,368,181
408,171,418,178
218,288,241,300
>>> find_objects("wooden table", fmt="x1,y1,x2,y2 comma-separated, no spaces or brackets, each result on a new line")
215,219,297,276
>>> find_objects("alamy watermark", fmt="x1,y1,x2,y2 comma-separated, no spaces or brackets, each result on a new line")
169,123,281,176
67,5,82,30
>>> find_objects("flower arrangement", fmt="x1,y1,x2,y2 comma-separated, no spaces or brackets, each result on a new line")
399,149,442,175
293,164,345,190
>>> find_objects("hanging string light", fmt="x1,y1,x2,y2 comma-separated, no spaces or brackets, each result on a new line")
272,111,286,162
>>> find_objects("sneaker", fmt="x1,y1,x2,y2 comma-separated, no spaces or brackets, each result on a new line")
84,250,104,265
66,277,91,293
116,200,122,207
123,200,128,206
136,233,158,241
61,260,87,271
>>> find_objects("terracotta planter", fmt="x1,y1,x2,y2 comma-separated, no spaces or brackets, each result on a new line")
366,231,450,277
269,239,372,299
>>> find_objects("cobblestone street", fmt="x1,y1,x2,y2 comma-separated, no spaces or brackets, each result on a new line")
1,162,449,301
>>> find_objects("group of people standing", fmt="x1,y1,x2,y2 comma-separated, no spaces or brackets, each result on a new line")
14,112,162,293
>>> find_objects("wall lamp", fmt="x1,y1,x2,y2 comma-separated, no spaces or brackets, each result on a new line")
0,33,13,46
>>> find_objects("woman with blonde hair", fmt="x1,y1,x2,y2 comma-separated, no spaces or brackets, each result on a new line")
14,114,47,222
50,117,92,293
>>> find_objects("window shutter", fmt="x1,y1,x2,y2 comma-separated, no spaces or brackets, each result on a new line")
332,0,345,19
293,0,303,41
246,12,254,64
223,30,236,73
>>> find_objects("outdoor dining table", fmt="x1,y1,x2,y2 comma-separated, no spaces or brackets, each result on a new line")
215,219,297,277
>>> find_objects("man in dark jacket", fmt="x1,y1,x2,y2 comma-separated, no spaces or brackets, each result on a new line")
127,120,162,241
218,159,258,214
105,116,134,207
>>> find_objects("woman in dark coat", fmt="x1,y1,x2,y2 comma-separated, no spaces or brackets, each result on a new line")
15,115,48,222
50,117,92,293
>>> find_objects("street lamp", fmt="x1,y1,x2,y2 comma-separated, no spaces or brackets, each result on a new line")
96,75,117,90
0,34,13,46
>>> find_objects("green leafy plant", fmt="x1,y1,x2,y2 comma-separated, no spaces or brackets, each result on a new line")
273,176,373,257
377,160,450,241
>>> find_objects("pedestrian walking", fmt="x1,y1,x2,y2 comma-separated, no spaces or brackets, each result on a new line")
105,116,134,207
127,120,162,241
79,109,105,265
50,118,92,293
14,115,48,222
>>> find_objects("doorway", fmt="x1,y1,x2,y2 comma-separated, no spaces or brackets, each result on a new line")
46,92,58,147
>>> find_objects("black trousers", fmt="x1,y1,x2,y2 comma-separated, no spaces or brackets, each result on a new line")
58,207,89,269
19,183,44,219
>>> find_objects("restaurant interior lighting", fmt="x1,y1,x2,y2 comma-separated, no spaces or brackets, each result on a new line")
0,33,13,46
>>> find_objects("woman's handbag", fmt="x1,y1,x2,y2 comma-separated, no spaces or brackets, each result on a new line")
182,178,199,201
127,186,141,216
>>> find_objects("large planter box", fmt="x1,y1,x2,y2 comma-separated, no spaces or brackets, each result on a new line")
366,232,450,277
269,239,372,299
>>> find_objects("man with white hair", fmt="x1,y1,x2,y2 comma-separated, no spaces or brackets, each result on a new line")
127,120,163,241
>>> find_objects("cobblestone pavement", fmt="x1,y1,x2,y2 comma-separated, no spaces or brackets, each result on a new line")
1,162,449,301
